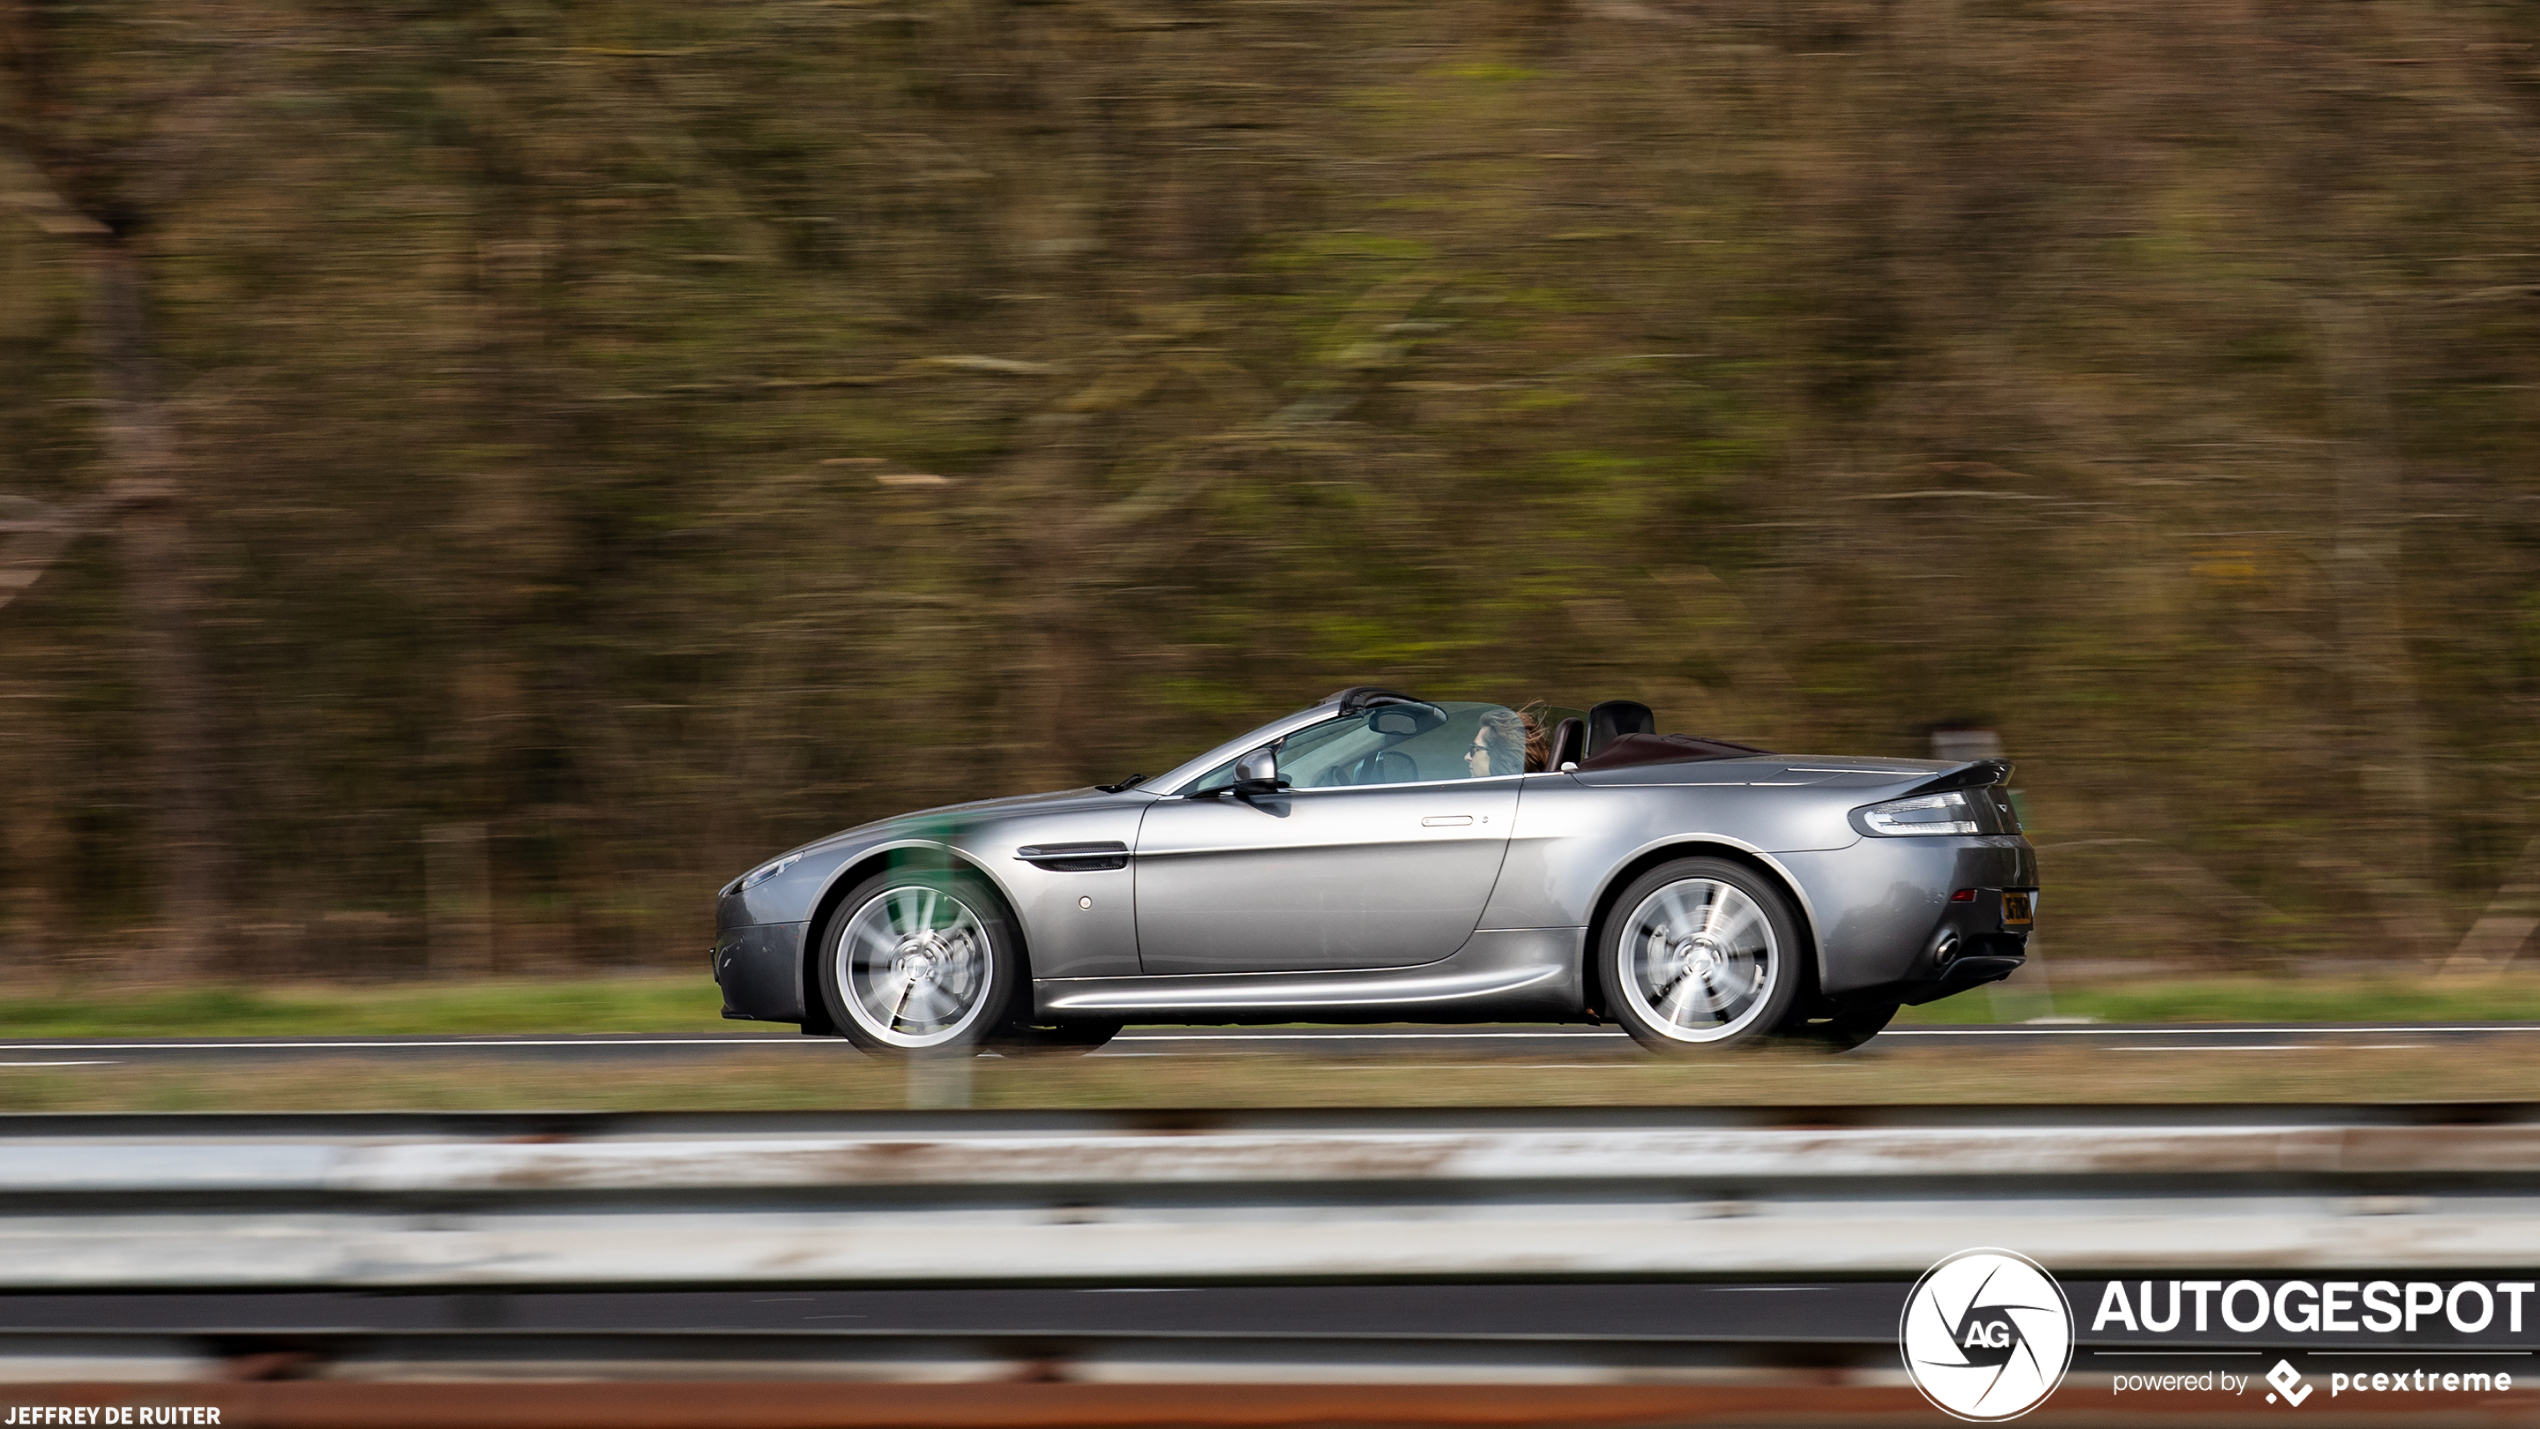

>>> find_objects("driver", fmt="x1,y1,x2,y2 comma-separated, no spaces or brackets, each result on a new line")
1465,706,1547,777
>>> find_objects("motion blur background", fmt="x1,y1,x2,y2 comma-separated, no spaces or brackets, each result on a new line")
2,0,2536,983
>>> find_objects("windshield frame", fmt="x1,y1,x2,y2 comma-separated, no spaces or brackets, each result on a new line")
1152,699,1369,797
1159,696,1545,795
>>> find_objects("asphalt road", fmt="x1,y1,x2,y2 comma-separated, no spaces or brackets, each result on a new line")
0,1021,2529,1064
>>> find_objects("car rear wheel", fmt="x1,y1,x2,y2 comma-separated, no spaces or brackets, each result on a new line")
817,868,1022,1056
1602,857,1802,1052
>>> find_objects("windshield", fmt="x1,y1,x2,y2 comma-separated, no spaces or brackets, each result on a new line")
1187,701,1528,792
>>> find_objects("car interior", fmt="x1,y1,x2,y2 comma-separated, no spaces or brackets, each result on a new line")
1310,697,1766,783
1196,693,1769,792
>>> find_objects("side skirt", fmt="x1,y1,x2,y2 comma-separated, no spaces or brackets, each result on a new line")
1032,928,1585,1024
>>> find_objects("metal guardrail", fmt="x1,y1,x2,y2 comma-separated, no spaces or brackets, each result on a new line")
3,1103,2539,1289
0,1381,2032,1427
6,1106,2540,1424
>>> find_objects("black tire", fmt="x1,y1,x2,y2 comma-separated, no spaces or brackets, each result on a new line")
1600,857,1804,1052
815,867,1024,1057
991,1021,1125,1057
1776,1001,1898,1053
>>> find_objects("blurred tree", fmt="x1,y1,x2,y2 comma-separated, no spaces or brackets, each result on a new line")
1,0,228,972
0,0,2535,977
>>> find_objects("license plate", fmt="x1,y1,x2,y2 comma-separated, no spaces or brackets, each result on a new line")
2002,890,2034,927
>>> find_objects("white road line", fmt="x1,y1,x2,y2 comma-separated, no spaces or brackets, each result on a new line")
0,1026,2518,1053
1125,1027,2490,1041
2117,1043,2430,1053
0,1038,816,1052
0,1032,1622,1051
1115,1032,1617,1041
2118,1044,2305,1052
1885,1025,2528,1036
0,1060,118,1066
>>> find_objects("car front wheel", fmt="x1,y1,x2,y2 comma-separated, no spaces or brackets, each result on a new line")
1602,857,1803,1052
817,869,1022,1056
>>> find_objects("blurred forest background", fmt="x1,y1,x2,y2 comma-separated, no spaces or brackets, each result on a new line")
3,0,2538,981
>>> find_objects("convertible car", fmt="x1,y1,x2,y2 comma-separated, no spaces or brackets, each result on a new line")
712,687,2038,1055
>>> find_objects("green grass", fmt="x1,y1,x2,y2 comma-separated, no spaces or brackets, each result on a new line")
4,971,2539,1114
0,975,731,1039
5,1039,2540,1114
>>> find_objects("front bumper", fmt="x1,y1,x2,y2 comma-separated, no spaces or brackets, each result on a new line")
712,922,810,1023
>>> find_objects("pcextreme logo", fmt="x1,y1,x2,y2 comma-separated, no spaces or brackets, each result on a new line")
1901,1248,2076,1422
2264,1358,2313,1407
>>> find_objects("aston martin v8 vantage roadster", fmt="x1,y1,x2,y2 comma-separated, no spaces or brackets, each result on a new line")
712,687,2038,1055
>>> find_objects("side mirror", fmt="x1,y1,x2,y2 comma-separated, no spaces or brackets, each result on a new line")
1232,747,1282,798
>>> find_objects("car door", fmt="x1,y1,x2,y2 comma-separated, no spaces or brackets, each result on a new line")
1133,772,1521,975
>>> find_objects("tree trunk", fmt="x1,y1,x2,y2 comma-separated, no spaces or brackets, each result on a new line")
2310,300,2447,961
90,234,226,974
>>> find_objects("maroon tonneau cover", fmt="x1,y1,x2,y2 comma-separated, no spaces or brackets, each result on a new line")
1573,731,1771,772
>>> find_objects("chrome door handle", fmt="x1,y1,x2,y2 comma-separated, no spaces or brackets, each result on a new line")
1420,815,1473,827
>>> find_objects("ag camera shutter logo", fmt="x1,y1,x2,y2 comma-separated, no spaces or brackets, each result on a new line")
1901,1248,2076,1421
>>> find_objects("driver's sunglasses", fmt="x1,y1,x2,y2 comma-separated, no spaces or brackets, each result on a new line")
1468,738,1489,753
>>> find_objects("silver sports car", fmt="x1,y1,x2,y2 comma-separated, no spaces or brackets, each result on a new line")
712,687,2038,1055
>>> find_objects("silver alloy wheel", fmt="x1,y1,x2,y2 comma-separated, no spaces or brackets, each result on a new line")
1614,877,1778,1043
834,884,997,1049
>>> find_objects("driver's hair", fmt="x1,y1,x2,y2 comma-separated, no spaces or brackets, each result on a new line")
1477,706,1546,776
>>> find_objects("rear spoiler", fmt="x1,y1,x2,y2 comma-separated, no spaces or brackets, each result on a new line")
1902,758,2014,798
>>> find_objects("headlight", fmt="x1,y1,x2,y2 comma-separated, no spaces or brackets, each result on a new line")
733,854,801,893
1856,790,1980,836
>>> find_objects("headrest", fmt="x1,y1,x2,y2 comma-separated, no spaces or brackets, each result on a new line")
1584,699,1657,755
1546,717,1586,770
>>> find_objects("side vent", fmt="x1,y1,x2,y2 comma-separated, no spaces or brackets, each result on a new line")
1016,841,1129,872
